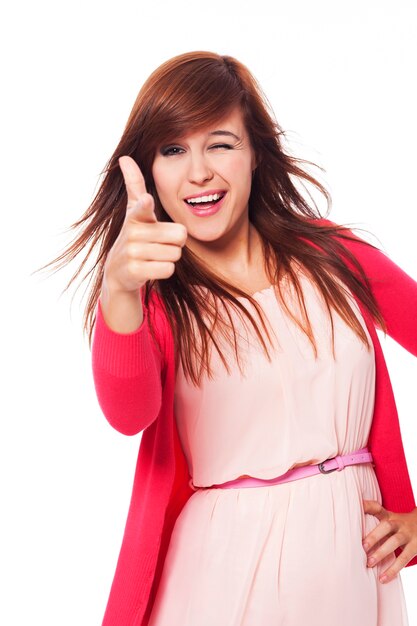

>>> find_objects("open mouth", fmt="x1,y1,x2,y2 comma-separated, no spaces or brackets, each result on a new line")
184,192,226,210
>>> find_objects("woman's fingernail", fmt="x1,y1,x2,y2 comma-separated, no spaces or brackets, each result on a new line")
363,542,369,551
380,575,388,583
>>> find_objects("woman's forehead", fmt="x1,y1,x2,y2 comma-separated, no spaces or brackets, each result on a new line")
166,108,246,142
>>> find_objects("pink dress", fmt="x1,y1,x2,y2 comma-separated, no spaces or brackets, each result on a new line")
148,272,409,626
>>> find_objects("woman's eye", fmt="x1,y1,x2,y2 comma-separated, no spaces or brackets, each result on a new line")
161,143,233,156
161,146,183,156
211,144,233,150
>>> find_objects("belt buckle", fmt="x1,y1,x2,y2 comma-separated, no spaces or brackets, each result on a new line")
318,458,338,474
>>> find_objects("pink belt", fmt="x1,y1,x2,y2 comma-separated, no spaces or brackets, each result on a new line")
189,447,373,491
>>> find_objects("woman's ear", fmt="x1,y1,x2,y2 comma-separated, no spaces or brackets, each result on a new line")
251,150,261,173
251,159,260,177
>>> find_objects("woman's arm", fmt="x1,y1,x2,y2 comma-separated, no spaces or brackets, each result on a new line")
91,292,164,436
99,280,144,333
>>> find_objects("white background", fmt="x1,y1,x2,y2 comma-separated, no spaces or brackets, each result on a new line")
1,0,417,624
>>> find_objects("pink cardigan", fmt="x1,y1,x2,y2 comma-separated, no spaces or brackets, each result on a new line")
91,219,417,626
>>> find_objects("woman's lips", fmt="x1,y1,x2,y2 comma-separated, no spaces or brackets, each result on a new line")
183,189,227,201
184,192,227,217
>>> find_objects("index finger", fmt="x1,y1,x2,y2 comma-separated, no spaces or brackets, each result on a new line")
119,156,147,208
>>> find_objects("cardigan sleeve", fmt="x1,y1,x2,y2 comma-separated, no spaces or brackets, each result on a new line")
319,218,417,357
91,295,165,436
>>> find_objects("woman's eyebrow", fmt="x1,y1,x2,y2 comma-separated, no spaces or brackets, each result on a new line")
208,130,241,141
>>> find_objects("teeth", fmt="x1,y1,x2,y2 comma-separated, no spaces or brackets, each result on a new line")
186,192,224,204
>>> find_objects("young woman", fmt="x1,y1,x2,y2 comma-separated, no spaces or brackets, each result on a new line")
43,51,417,625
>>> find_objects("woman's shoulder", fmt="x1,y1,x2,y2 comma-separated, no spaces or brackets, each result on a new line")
306,215,373,251
307,216,416,294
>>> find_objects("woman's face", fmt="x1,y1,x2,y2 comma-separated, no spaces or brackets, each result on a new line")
151,106,257,254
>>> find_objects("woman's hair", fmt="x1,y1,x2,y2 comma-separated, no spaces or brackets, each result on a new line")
36,50,387,386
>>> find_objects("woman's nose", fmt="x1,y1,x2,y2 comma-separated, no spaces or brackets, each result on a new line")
186,155,214,183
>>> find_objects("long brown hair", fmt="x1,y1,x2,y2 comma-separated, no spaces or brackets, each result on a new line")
34,50,387,387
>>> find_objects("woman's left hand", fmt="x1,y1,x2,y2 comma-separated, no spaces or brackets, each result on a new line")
362,500,417,583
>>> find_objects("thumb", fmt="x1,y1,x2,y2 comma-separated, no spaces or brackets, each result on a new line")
119,155,147,208
126,196,158,224
119,155,157,223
